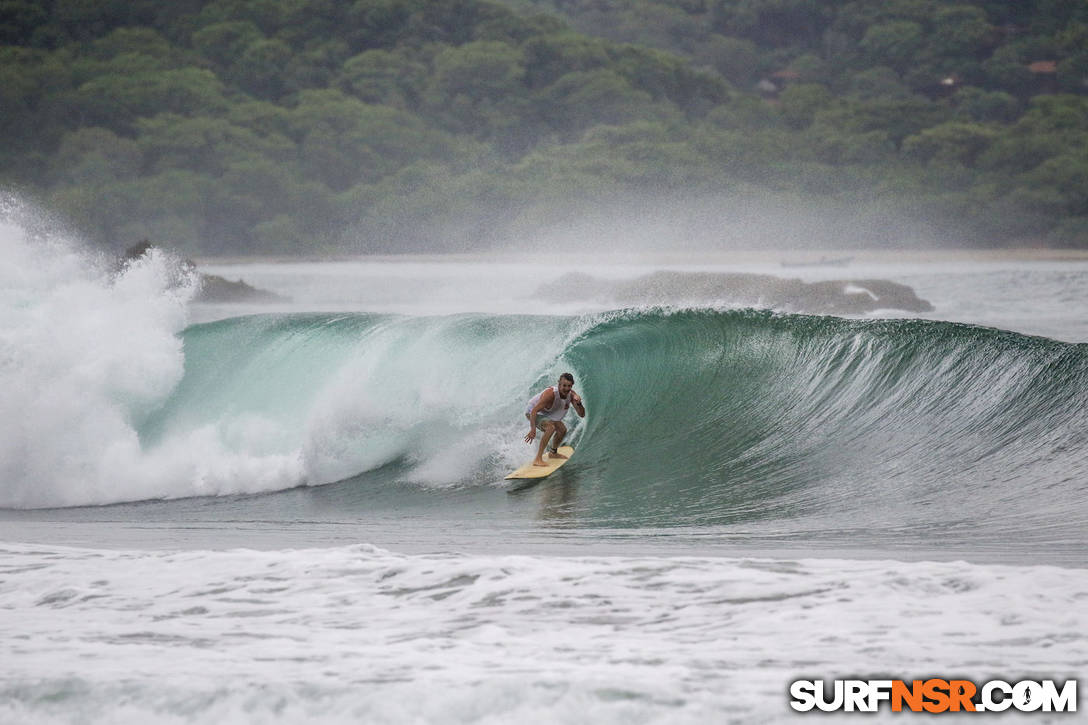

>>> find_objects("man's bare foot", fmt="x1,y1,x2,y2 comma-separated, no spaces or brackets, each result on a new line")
532,459,548,467
548,451,568,459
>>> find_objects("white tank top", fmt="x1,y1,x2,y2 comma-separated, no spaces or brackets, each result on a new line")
525,386,570,421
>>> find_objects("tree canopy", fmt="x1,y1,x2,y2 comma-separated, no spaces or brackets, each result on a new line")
0,0,1086,252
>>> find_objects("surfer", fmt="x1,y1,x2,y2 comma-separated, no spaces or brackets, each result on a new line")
524,373,585,467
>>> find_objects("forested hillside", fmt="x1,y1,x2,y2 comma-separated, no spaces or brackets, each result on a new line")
1,0,1086,253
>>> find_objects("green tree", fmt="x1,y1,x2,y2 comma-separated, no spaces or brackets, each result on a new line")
778,83,833,129
1027,0,1088,36
204,157,295,248
424,40,528,135
599,1,707,55
49,179,142,245
811,127,895,164
89,27,175,61
981,43,1035,97
711,0,832,49
234,38,292,98
70,49,201,133
474,7,566,44
407,0,491,46
191,20,263,68
1023,151,1088,215
830,0,936,38
344,0,423,50
136,114,295,176
536,69,661,136
51,126,142,184
291,89,448,189
859,20,925,72
1016,94,1088,134
428,40,525,104
901,121,999,165
74,68,228,133
51,0,158,42
281,40,351,94
952,86,1020,122
813,96,950,147
0,0,48,44
702,94,781,131
929,4,994,59
251,213,306,254
610,45,730,115
520,32,610,89
338,48,426,107
0,48,48,143
573,121,709,188
1047,216,1088,247
248,0,347,45
977,133,1064,173
692,35,759,89
848,67,912,99
227,100,294,138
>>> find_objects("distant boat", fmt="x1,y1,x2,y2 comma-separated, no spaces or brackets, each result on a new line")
780,255,853,268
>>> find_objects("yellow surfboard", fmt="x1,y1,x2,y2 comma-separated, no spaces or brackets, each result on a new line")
505,446,575,480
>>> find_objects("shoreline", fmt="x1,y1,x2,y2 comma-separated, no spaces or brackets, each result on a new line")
193,247,1088,266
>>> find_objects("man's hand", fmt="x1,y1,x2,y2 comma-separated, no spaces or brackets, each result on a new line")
524,428,536,443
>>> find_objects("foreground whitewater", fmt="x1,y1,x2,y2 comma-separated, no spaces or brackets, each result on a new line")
2,205,1086,723
3,544,1084,724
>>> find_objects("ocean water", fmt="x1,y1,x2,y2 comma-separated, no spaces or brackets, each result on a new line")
1,216,1086,722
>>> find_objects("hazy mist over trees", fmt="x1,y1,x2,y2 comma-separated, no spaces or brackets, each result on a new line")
1,0,1086,254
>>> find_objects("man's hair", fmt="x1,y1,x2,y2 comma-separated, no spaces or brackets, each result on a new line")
559,372,574,384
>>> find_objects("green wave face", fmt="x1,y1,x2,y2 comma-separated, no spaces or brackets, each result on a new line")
567,310,1088,533
141,310,1088,534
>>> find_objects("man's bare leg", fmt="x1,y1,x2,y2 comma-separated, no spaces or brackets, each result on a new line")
548,423,568,459
533,424,555,466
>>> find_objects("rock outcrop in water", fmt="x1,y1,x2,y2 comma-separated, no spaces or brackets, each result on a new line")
538,270,933,314
194,272,286,303
118,242,286,304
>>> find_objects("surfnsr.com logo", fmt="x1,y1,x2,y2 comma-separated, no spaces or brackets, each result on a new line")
789,679,1077,713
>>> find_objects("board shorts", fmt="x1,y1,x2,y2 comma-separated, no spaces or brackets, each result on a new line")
526,413,564,431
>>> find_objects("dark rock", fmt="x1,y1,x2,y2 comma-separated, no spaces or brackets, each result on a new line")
117,241,287,304
538,270,932,314
196,273,287,303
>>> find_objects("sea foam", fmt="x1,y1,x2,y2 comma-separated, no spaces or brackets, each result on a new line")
2,542,1085,724
0,208,305,508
